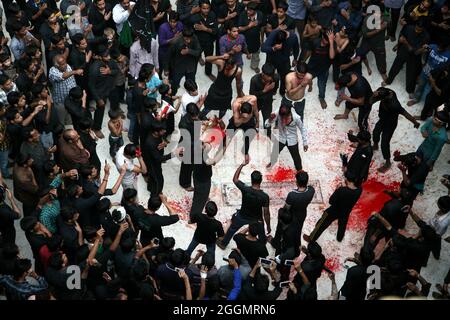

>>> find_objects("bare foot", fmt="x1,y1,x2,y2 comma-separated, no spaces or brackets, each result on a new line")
407,99,417,107
94,130,105,139
183,186,194,192
266,162,273,169
303,234,311,242
367,68,372,76
377,162,392,173
334,114,348,120
199,58,205,66
319,98,327,109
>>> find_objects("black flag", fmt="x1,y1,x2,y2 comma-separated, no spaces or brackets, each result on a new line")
128,0,155,52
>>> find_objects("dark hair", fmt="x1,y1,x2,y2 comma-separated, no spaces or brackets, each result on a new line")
13,259,32,279
251,170,262,185
261,63,275,77
31,83,46,98
296,171,309,187
224,21,236,32
20,216,38,232
201,252,215,269
296,62,308,74
140,63,155,75
43,160,57,175
147,196,162,211
6,91,21,106
11,21,24,33
108,109,122,119
170,248,189,267
97,198,111,212
158,83,170,96
2,243,19,259
186,102,200,116
60,206,77,222
138,69,149,82
69,86,83,100
168,11,179,21
22,127,35,141
278,207,293,225
184,79,198,92
50,34,64,45
132,259,150,281
7,2,21,15
5,107,20,122
337,74,352,88
143,97,158,110
438,196,450,212
307,241,322,258
71,33,85,46
123,188,138,201
25,45,40,58
79,117,93,130
205,201,218,217
150,120,166,133
120,237,136,253
161,237,176,250
0,74,11,86
274,30,287,44
344,170,357,183
199,0,211,6
278,1,288,11
279,104,292,116
228,249,242,265
240,102,252,114
124,144,137,157
182,28,194,37
248,222,259,237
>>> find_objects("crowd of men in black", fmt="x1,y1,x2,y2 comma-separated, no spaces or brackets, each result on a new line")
0,0,449,301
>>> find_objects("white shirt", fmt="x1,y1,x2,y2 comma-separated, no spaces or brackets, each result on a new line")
112,2,135,33
428,211,450,236
181,92,200,116
265,110,308,147
129,38,159,79
115,146,137,186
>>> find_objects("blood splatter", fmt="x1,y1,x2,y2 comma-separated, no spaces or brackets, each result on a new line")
348,179,400,231
324,254,341,272
168,196,193,221
265,166,297,183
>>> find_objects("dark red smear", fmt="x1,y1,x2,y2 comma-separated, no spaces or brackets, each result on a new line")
348,179,400,231
324,255,341,272
168,196,192,221
265,166,297,182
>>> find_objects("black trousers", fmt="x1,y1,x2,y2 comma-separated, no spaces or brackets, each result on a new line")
387,7,401,38
199,41,214,75
179,161,193,188
147,165,164,197
189,178,211,219
109,84,125,111
372,121,397,161
309,211,350,242
93,99,107,131
387,51,421,93
259,100,273,139
273,62,291,96
270,142,302,171
346,102,371,131
282,96,306,122
421,91,444,120
170,71,196,96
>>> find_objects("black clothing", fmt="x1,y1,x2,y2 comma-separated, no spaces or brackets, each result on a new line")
135,210,179,246
191,214,224,244
285,186,315,230
234,233,268,268
346,144,373,185
234,180,270,221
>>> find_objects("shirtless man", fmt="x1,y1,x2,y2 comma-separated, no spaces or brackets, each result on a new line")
224,95,259,156
283,62,313,122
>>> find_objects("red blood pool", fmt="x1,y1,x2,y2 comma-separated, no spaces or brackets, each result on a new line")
168,196,193,221
265,166,297,182
324,254,341,272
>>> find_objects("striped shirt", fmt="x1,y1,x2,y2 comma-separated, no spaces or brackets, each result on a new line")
49,65,77,104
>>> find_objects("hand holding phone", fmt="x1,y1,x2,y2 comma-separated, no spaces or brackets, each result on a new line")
260,258,272,268
279,281,291,288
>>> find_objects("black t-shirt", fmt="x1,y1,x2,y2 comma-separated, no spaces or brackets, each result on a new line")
399,25,430,55
233,233,268,268
239,274,282,300
193,160,212,183
285,187,315,228
294,255,325,288
192,214,224,244
308,41,337,76
155,263,185,297
340,265,369,300
379,199,408,230
326,186,362,218
378,93,406,126
348,74,373,108
235,180,270,221
347,144,373,183
134,210,179,245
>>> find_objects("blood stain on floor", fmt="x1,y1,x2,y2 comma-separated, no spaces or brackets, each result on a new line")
265,165,298,183
168,196,193,221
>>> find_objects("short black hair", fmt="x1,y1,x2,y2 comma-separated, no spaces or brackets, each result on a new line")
108,109,121,119
224,20,236,32
123,188,138,201
296,171,309,187
205,201,218,217
296,61,308,74
278,207,293,225
0,74,10,86
69,86,83,99
186,102,200,116
124,143,137,157
79,117,93,130
148,196,162,211
71,33,85,46
60,206,77,222
240,102,252,114
182,28,194,37
261,63,275,77
337,73,352,88
13,259,32,279
251,170,262,185
168,11,179,21
248,222,259,237
6,91,21,106
184,79,198,92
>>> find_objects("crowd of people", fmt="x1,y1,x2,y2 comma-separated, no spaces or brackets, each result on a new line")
0,0,449,301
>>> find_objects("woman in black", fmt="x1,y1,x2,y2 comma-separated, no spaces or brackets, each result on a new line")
200,54,243,119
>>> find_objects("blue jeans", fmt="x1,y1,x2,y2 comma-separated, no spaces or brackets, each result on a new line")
316,70,329,99
0,150,10,178
413,72,431,103
221,210,266,247
186,239,216,257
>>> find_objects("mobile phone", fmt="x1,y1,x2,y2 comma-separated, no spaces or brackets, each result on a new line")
175,267,184,272
223,257,229,262
260,258,272,268
279,281,291,288
284,259,294,266
152,237,159,245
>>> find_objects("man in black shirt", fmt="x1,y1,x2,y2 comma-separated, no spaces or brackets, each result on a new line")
186,201,224,256
340,248,374,300
304,172,362,243
88,45,119,138
233,222,268,268
284,170,315,233
87,0,115,37
218,157,271,249
134,194,179,246
370,87,420,172
64,86,91,133
249,63,279,139
383,21,430,96
363,188,413,253
142,121,183,197
0,186,21,245
168,28,201,95
334,72,373,131
306,29,336,109
342,130,373,186
238,2,264,73
191,0,218,80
